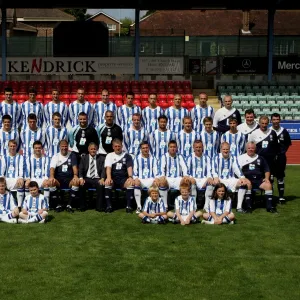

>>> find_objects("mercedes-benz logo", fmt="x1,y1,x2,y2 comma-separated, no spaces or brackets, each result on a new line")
242,59,251,68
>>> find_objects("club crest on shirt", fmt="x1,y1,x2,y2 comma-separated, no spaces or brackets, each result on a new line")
270,135,273,141
68,158,71,165
257,159,260,165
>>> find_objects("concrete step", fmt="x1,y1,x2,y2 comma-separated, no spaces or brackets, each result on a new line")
193,88,216,97
193,95,221,110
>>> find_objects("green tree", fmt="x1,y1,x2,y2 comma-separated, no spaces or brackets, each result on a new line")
120,17,133,36
63,9,88,21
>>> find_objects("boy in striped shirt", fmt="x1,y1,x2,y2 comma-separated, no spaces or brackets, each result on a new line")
167,182,202,225
18,181,48,224
138,185,167,224
0,177,19,224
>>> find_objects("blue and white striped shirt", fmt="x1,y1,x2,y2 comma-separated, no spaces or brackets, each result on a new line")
22,194,48,213
142,197,166,214
3,153,24,179
199,130,220,159
69,101,95,127
20,127,44,158
175,195,196,215
43,101,69,127
25,155,51,179
176,130,200,158
117,104,142,130
21,101,44,128
93,101,117,126
123,127,148,157
149,129,176,159
0,101,22,129
45,126,68,158
211,154,243,179
133,154,159,179
221,131,246,157
158,153,188,178
142,106,164,134
164,107,189,133
0,129,20,157
0,192,17,213
190,105,214,132
186,153,212,178
209,198,232,214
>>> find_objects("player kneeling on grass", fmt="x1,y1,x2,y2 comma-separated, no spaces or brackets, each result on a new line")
138,185,167,224
202,183,235,225
0,177,19,223
18,181,48,224
167,182,202,225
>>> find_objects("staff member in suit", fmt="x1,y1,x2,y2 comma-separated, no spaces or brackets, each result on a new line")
79,142,106,212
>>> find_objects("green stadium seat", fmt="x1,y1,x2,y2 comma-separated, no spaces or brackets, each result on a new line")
293,111,300,120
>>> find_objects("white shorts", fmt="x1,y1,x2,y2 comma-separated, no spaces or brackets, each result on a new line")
166,177,183,190
139,178,155,189
220,178,239,192
30,178,47,188
6,178,20,191
195,178,208,189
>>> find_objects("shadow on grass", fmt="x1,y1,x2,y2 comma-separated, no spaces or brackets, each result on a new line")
46,215,55,223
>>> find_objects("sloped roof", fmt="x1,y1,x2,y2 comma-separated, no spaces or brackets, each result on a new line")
13,22,38,32
5,8,75,21
86,10,122,24
132,10,300,36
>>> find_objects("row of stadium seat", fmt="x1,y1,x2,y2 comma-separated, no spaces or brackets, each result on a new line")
217,84,300,96
0,80,192,94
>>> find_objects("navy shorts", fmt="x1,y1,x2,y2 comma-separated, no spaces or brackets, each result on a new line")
251,179,264,190
57,177,72,189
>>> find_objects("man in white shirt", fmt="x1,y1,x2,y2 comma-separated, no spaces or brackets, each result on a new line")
213,94,242,134
48,139,79,213
237,108,259,141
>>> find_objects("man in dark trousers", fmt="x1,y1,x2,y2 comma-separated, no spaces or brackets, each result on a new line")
79,142,106,212
271,113,292,203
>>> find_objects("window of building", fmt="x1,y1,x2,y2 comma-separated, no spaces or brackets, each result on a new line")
107,24,117,31
155,42,163,54
274,41,289,55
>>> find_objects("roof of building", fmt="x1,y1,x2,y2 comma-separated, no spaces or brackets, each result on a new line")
86,10,122,24
131,10,300,36
12,22,38,32
4,8,75,21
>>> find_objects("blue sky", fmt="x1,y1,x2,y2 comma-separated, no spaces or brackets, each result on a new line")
87,9,148,21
